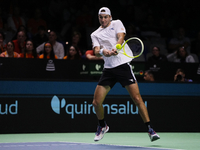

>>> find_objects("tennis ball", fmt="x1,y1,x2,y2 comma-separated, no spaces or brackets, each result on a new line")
116,44,122,49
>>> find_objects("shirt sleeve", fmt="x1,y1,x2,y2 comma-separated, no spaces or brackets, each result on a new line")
56,43,65,59
91,33,100,49
36,43,45,54
85,50,94,56
186,55,195,63
115,20,126,34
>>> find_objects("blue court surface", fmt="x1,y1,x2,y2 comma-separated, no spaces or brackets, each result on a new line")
0,142,176,150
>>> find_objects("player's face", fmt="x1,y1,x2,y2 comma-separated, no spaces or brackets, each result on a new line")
99,14,111,28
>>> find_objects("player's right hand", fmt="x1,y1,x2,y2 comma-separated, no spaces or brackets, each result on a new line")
103,49,113,57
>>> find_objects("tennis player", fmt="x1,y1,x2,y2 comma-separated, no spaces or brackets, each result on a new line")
90,7,160,142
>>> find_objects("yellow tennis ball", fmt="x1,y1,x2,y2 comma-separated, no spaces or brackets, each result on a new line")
116,44,122,49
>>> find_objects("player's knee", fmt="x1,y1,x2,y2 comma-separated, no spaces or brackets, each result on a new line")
92,99,100,108
132,95,142,106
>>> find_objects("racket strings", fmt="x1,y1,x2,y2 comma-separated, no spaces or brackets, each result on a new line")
126,40,142,57
117,37,144,58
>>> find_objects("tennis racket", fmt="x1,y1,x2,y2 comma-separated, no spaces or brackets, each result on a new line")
116,37,144,58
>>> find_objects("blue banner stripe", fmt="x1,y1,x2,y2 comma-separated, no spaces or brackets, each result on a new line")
0,80,200,96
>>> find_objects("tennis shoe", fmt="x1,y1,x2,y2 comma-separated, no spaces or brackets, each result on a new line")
94,125,109,141
148,128,160,142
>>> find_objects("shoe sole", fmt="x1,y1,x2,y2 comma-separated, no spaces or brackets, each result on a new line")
94,126,109,142
150,135,160,142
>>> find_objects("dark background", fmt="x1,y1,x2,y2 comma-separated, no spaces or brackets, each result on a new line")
1,0,200,53
0,58,200,82
1,95,200,133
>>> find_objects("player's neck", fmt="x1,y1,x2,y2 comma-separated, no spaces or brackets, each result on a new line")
101,21,111,28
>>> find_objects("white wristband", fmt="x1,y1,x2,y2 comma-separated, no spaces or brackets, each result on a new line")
99,48,104,56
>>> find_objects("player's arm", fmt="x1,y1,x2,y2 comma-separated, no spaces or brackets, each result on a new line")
112,32,125,55
116,32,125,45
93,46,102,57
91,34,105,57
94,46,113,57
86,50,103,60
91,34,113,57
86,53,103,60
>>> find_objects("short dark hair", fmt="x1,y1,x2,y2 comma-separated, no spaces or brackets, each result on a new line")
152,46,160,51
145,70,154,77
72,31,81,39
176,68,185,74
6,41,15,49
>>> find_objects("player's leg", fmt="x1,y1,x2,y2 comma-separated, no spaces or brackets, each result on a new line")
125,82,160,142
93,85,110,120
125,82,149,122
93,85,110,141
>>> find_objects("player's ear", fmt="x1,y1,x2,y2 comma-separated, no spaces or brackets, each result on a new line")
110,15,112,21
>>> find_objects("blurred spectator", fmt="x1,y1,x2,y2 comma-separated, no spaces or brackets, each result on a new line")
20,40,38,58
7,6,26,40
143,70,155,82
12,25,32,40
27,8,47,35
39,42,58,59
167,46,195,63
12,30,27,54
0,31,5,53
0,41,20,58
85,50,103,60
69,31,86,57
33,25,48,47
63,45,81,60
174,68,193,82
147,46,168,63
168,27,190,53
191,31,200,62
36,30,64,59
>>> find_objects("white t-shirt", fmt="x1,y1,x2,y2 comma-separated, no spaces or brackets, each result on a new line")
91,20,133,68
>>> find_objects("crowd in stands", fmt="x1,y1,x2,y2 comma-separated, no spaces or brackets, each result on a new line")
0,0,199,63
